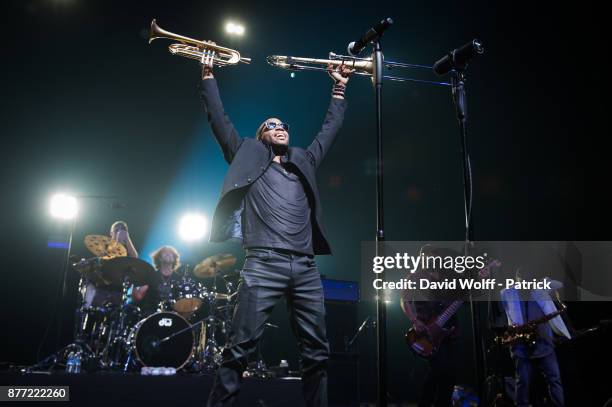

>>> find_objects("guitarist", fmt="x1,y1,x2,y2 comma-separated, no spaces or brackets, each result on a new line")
401,246,460,407
403,300,458,407
401,245,494,407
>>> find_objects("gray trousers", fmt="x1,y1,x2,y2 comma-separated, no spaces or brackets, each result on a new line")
207,248,330,407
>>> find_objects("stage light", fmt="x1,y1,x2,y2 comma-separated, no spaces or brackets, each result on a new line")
374,293,393,305
178,213,209,241
50,193,78,220
225,21,245,36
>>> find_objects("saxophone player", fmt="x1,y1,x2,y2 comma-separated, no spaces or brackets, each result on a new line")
500,268,571,407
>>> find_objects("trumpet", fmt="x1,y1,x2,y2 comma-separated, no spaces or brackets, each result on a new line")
267,53,449,86
149,19,251,66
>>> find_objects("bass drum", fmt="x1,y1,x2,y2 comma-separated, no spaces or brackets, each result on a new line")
131,312,194,370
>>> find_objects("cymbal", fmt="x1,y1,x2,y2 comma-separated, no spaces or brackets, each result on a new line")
99,257,155,287
84,235,127,259
193,253,237,278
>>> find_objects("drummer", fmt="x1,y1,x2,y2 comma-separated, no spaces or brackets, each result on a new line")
132,245,182,315
84,221,139,307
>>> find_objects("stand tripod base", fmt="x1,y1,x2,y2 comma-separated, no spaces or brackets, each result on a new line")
26,341,100,373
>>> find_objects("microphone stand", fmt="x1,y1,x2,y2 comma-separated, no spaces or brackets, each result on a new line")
448,65,486,401
347,21,451,406
372,40,389,407
369,36,446,407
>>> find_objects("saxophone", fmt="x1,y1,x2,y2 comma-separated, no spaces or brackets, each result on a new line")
497,303,567,347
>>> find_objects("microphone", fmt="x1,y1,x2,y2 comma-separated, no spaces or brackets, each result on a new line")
347,18,394,56
433,39,484,75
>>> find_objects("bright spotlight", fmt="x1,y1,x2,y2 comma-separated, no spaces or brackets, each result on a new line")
50,193,78,220
225,21,245,36
178,213,209,241
374,293,393,305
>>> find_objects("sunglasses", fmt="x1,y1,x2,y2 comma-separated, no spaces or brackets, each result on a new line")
263,121,290,132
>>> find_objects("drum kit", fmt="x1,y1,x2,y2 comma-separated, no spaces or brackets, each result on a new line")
47,235,240,373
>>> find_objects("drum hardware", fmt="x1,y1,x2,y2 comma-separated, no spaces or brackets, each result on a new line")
197,293,225,371
91,257,153,370
212,292,236,301
70,256,151,370
25,257,112,372
193,268,239,372
200,314,223,372
75,305,116,359
245,322,278,378
31,240,240,374
103,280,142,370
73,257,106,287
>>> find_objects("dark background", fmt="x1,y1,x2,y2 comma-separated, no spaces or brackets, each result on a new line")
1,0,611,404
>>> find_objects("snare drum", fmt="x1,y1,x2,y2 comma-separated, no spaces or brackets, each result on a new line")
130,311,194,370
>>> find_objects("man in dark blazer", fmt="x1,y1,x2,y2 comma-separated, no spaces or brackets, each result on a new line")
199,53,352,407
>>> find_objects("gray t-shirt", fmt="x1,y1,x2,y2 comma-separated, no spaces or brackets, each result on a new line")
242,161,313,255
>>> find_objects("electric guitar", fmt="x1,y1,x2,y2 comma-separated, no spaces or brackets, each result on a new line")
404,299,463,359
404,259,500,359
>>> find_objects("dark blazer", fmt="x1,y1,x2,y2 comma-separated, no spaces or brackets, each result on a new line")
199,79,347,255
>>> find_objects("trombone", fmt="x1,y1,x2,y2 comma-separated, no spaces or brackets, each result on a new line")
149,19,251,66
267,52,449,86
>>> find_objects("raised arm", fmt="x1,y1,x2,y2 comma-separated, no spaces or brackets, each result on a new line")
199,56,243,163
113,227,138,258
306,64,352,168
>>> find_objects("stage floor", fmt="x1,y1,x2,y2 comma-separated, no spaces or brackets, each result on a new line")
0,372,307,407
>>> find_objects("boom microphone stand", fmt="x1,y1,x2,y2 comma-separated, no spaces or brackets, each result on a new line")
433,39,485,400
346,18,452,407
